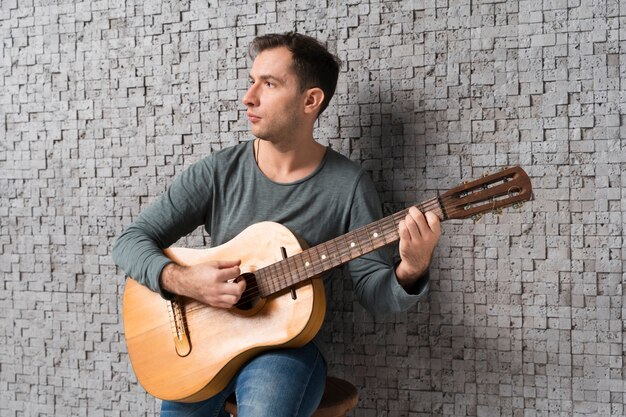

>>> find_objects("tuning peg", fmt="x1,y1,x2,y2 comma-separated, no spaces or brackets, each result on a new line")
472,213,483,223
492,207,503,216
512,202,524,209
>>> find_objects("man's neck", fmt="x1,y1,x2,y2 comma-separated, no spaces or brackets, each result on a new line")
254,137,326,183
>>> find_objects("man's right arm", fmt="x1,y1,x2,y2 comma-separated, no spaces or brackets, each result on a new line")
112,157,246,308
112,158,216,298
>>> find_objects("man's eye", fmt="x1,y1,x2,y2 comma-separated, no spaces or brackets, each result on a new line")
265,82,273,88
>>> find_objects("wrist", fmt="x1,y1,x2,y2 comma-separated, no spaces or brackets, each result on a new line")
395,262,426,281
159,262,186,296
395,262,427,293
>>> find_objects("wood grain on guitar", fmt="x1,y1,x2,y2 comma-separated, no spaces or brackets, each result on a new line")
122,166,532,402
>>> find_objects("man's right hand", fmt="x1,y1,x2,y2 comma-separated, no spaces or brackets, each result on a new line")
159,260,246,309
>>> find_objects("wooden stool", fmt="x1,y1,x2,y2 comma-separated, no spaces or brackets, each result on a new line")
224,376,358,417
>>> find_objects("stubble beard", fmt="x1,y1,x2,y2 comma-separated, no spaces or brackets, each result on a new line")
251,111,301,146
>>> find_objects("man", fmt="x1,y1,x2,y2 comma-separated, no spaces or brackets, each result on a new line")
112,32,441,417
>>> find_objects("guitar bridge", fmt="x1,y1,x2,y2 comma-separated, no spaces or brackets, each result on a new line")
167,298,192,357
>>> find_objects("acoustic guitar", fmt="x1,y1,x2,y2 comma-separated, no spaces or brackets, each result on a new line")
122,166,532,402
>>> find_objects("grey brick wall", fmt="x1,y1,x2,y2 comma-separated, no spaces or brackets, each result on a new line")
1,0,624,416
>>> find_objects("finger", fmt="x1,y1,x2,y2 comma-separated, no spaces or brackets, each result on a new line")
409,207,435,236
225,277,246,296
213,259,242,269
398,219,411,242
425,211,442,236
214,264,241,282
236,277,246,293
215,295,239,309
404,209,422,239
223,293,241,306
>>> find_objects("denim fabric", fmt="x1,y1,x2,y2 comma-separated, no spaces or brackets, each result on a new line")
160,342,327,417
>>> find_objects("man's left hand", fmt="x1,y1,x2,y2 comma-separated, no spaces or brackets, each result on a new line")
395,207,441,291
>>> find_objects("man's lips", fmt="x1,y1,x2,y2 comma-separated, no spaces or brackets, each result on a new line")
247,112,261,123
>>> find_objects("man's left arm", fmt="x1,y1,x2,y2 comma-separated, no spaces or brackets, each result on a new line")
346,173,441,315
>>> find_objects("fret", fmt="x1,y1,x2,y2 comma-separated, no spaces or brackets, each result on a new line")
391,211,405,238
327,236,338,264
262,267,278,297
382,216,400,242
309,245,321,277
389,221,400,241
342,231,356,260
285,258,298,287
317,242,332,271
339,233,354,264
301,248,314,275
326,237,334,262
309,247,322,277
315,246,327,276
255,269,269,297
369,221,380,245
371,221,385,246
354,228,365,259
287,258,298,287
278,255,292,288
293,252,309,280
272,255,293,294
329,236,343,267
268,262,283,292
364,224,375,252
336,234,346,262
350,231,362,259
276,257,286,288
384,212,401,242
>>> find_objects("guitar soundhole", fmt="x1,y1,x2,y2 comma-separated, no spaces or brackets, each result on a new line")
234,273,261,311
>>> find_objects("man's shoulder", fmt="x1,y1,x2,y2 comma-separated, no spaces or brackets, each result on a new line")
208,141,250,163
192,141,251,172
314,147,377,200
323,147,365,178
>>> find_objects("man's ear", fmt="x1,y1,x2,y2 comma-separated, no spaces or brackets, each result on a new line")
303,87,325,116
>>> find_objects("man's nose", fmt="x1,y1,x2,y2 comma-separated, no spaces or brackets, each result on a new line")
242,84,258,107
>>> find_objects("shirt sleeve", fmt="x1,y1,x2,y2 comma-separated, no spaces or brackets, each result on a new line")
111,157,214,298
345,172,429,315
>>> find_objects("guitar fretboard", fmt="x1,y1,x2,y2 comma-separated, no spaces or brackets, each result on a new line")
254,197,443,297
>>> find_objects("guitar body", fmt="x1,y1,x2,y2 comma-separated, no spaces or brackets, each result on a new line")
122,222,327,402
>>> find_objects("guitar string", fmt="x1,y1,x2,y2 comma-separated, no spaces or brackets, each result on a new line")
184,187,526,312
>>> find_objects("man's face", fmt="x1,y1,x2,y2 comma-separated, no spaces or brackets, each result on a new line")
242,47,305,142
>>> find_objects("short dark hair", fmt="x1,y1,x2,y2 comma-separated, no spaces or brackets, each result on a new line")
249,32,341,117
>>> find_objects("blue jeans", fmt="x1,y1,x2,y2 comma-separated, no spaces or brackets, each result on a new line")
160,342,327,417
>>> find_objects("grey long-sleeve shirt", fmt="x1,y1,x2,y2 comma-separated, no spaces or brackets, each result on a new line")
112,140,428,317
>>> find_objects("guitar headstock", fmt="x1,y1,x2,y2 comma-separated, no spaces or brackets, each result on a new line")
438,167,533,221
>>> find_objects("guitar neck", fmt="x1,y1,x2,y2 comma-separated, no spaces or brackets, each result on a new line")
254,197,443,297
252,166,533,297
